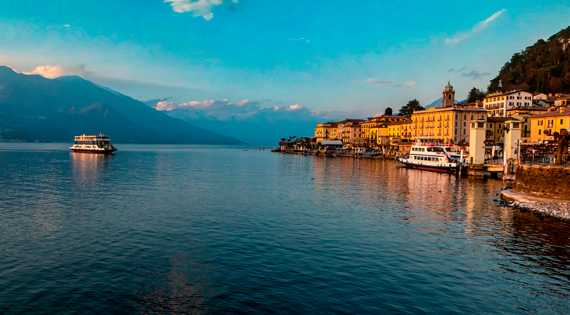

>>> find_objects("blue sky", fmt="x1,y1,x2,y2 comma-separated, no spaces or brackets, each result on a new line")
1,0,569,119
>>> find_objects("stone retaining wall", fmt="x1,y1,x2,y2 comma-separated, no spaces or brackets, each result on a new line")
513,164,570,200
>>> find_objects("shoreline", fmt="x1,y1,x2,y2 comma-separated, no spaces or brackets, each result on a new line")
501,189,570,221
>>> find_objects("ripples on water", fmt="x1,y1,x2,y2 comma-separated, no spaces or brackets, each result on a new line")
0,143,569,314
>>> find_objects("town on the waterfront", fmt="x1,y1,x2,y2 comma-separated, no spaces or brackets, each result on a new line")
275,81,570,220
277,82,569,163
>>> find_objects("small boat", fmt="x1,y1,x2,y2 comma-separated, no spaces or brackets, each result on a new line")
395,137,466,174
70,132,118,154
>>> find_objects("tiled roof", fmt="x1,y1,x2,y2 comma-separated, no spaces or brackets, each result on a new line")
529,108,570,119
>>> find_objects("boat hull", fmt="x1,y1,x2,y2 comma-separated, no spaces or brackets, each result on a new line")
395,157,465,174
70,149,117,154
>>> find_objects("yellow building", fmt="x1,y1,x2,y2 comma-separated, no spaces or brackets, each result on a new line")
314,122,338,142
485,117,509,144
529,107,570,143
361,115,406,145
507,106,547,140
410,106,487,144
387,119,413,143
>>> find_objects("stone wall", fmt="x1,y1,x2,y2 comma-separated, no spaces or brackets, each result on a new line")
513,164,570,200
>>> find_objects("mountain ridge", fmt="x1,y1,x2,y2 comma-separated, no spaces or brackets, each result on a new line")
0,66,245,144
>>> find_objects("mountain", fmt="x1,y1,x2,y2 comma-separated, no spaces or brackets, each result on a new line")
0,66,245,144
166,106,319,146
488,25,570,93
425,97,467,109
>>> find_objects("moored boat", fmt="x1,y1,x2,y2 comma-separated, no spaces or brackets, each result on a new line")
395,137,466,174
70,132,118,154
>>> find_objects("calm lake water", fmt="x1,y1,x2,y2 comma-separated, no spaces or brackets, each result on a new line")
1,143,570,314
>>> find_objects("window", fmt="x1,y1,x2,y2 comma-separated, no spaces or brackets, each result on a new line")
463,122,466,127
464,115,466,119
471,115,473,120
561,119,564,125
539,129,542,135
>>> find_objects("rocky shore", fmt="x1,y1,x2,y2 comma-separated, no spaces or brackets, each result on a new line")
501,199,570,221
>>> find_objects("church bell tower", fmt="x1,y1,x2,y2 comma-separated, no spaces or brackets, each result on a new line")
442,81,455,108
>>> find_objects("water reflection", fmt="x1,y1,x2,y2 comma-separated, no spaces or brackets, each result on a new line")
137,253,216,315
71,152,113,175
2,147,570,314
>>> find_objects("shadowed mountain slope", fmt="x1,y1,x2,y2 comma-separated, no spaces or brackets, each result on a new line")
0,67,245,144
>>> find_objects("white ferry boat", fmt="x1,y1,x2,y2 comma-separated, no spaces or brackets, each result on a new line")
70,132,118,154
395,138,466,173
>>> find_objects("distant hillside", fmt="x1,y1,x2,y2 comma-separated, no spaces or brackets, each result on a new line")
425,97,467,109
0,66,245,144
488,25,570,94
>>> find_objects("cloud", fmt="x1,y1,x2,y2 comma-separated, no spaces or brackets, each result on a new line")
148,98,366,122
286,104,304,110
164,0,238,20
446,9,505,44
23,64,93,79
448,66,467,73
155,101,179,111
403,81,416,88
365,79,392,86
462,70,491,80
473,9,506,33
447,66,491,80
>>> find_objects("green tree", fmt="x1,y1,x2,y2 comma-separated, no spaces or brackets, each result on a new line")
384,107,393,115
467,87,486,103
399,99,424,117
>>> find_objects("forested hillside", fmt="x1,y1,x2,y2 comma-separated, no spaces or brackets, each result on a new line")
488,25,570,94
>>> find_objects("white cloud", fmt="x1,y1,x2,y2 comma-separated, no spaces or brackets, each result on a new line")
164,0,238,20
155,101,178,111
404,81,416,88
473,9,506,33
446,9,506,44
23,65,93,79
64,24,70,28
286,104,304,111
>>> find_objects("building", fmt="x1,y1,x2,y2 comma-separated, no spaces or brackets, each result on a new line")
506,106,548,140
361,115,407,145
529,107,570,143
411,107,487,144
442,81,456,108
387,119,413,143
554,95,570,106
339,120,364,144
485,117,509,144
483,90,533,117
314,122,338,142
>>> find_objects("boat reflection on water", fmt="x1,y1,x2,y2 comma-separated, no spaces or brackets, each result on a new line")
71,151,113,181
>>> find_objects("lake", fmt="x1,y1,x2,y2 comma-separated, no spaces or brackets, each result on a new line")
1,143,569,314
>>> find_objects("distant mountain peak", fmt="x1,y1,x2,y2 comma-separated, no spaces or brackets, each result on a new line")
0,65,18,77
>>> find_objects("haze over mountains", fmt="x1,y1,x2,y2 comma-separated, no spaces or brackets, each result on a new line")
0,66,244,144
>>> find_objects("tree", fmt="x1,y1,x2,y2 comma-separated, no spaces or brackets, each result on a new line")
399,99,424,117
467,87,486,103
384,107,393,115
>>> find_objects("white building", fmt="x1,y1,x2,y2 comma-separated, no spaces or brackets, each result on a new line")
483,90,533,117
